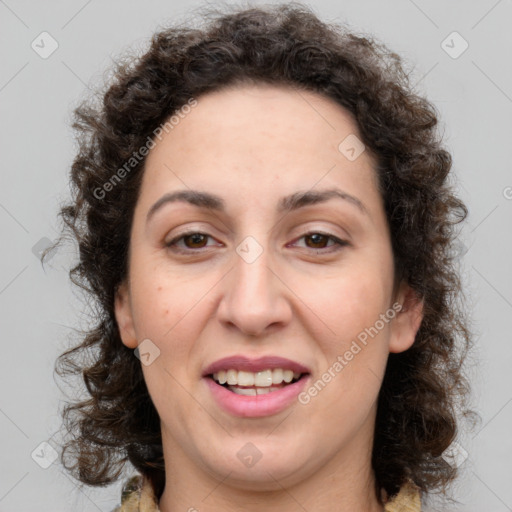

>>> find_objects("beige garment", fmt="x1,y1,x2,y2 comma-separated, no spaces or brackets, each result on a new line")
113,474,421,511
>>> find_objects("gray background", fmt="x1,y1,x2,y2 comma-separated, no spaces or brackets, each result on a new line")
0,0,511,510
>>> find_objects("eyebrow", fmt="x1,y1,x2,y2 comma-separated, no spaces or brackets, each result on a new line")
146,187,368,223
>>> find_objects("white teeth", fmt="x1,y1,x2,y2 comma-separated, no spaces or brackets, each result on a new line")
283,370,294,383
226,369,237,385
230,386,257,396
212,368,303,387
229,386,283,396
217,370,227,384
272,368,283,384
237,371,255,386
254,370,273,387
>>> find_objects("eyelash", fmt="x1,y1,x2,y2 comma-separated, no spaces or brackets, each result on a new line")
165,230,349,254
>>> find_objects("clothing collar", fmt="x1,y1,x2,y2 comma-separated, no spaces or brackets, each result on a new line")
114,474,421,511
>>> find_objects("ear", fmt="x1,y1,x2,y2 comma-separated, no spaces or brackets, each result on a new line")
114,281,138,349
389,281,424,354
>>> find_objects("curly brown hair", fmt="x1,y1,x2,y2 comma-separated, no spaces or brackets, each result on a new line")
49,2,473,501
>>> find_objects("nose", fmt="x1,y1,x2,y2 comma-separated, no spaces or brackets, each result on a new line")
217,247,292,337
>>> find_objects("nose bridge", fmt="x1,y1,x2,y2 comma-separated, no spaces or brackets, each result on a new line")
234,246,272,301
218,239,291,335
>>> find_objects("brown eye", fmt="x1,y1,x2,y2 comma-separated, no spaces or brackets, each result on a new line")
291,232,349,254
165,232,219,253
182,233,209,248
304,233,330,249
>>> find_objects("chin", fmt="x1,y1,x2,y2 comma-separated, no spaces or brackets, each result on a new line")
198,437,317,490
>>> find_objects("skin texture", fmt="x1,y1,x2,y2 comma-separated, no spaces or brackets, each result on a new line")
115,84,424,512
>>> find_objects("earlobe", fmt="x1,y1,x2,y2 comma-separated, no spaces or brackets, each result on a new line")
114,281,138,349
389,282,424,354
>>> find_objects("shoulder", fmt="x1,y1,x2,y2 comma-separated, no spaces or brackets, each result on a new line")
384,482,422,512
112,474,160,512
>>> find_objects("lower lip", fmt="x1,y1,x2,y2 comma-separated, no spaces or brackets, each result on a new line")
204,375,310,418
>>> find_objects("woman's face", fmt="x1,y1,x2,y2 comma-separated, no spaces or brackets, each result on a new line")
115,84,422,492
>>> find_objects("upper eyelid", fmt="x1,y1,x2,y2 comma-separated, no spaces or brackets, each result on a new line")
166,220,350,242
165,231,220,246
166,230,349,250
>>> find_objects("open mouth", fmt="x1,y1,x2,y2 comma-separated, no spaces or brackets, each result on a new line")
208,369,308,396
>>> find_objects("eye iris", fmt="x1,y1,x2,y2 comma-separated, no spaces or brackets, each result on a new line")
184,233,208,248
306,233,328,248
178,233,335,250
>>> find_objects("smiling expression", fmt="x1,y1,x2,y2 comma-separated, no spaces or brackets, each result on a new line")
114,83,423,498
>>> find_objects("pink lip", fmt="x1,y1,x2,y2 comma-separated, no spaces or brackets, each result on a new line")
202,355,311,376
202,355,311,418
204,374,310,418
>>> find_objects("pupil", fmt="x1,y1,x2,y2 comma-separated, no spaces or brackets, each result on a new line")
186,234,206,247
307,233,327,248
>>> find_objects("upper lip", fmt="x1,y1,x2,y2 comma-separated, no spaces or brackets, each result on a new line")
202,355,311,377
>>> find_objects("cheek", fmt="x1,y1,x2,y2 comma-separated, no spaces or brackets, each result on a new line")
130,255,189,327
298,256,394,409
128,262,217,364
305,264,391,343
129,272,210,421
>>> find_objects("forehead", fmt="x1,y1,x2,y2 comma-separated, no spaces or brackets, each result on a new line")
157,83,371,162
140,83,380,214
